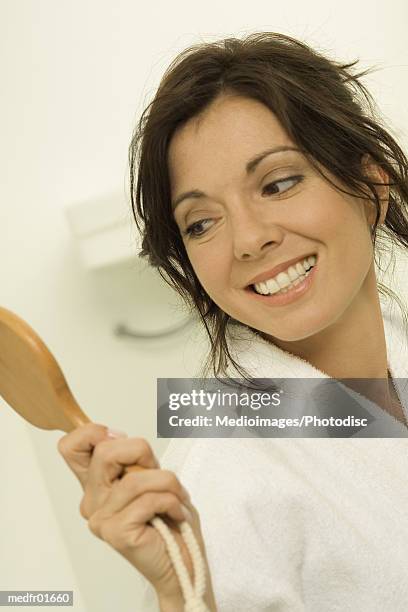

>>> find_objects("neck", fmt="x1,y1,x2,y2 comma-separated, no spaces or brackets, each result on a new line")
259,264,401,421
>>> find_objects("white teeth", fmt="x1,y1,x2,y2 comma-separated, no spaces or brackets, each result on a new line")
275,271,292,288
258,281,270,295
295,262,305,275
264,277,280,294
276,268,313,293
287,266,299,281
253,255,316,295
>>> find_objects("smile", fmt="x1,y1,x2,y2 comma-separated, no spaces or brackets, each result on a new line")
246,254,318,306
253,255,316,295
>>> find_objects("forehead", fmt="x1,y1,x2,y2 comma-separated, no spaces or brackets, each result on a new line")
167,95,293,185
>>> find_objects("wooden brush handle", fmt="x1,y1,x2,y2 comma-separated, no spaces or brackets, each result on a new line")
0,306,146,475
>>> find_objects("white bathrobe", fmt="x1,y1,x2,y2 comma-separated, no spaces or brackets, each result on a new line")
141,305,408,611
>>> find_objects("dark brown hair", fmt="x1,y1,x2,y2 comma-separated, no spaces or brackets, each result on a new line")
129,32,408,381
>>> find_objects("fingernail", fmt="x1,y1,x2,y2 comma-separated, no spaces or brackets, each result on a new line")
181,504,193,523
107,428,128,439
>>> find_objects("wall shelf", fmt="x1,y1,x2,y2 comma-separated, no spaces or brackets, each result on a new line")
64,192,196,339
64,192,140,269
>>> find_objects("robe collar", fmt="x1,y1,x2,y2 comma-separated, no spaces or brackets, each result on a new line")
225,304,408,436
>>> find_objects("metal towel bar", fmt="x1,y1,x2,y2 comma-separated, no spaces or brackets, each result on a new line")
114,315,195,339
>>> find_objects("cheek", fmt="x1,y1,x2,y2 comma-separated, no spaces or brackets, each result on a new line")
187,244,230,292
300,196,340,235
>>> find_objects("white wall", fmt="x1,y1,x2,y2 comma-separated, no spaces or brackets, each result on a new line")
1,1,407,611
0,405,89,611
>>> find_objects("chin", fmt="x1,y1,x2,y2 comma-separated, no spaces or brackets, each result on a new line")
252,318,328,343
259,330,313,343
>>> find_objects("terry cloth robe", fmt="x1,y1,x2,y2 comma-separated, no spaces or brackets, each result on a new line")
140,305,408,611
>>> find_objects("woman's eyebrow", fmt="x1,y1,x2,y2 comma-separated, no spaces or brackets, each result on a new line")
171,145,301,211
245,145,300,174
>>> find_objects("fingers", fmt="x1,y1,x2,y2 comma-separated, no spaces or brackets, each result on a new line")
57,423,110,487
88,491,190,546
96,469,191,517
80,440,161,517
57,423,160,492
86,437,160,489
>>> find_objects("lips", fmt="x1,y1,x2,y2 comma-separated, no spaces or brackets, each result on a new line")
244,253,317,288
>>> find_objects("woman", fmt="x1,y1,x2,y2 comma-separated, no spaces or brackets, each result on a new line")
58,32,408,611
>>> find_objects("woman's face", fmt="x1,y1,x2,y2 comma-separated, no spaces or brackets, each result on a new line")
168,94,384,343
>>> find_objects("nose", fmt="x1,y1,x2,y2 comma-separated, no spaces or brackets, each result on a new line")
231,203,283,260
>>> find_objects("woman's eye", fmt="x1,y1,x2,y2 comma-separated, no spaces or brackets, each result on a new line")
182,175,303,239
262,175,303,196
183,218,213,238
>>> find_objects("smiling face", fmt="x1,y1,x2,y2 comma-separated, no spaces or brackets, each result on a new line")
168,94,384,344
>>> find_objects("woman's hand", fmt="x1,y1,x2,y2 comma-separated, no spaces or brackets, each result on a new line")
57,423,216,608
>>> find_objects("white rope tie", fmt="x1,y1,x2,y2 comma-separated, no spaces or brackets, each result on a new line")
150,516,210,611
